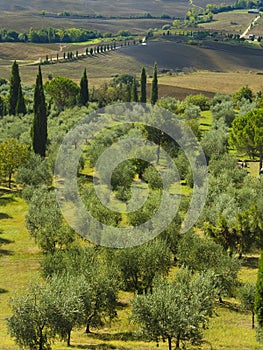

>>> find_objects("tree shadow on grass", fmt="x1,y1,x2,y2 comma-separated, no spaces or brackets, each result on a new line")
0,195,17,206
71,344,117,349
242,256,258,269
0,229,14,245
0,248,14,256
216,300,240,313
116,300,129,308
88,332,141,342
0,236,13,245
78,173,97,183
0,288,8,294
0,212,12,220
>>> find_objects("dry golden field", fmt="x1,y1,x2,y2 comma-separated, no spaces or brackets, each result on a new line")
200,10,261,34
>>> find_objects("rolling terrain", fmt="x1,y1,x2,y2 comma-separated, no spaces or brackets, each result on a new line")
0,0,234,17
121,39,263,72
1,36,263,97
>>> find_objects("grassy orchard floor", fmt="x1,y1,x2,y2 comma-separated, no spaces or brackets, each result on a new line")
0,109,262,349
0,187,261,349
0,100,262,349
0,192,40,349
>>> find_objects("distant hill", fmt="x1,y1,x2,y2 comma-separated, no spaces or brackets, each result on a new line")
0,0,235,17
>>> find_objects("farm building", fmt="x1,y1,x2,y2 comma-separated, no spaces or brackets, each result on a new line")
248,9,259,13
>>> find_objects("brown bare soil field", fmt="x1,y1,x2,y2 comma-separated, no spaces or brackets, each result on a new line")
156,83,215,99
121,40,263,72
0,13,171,34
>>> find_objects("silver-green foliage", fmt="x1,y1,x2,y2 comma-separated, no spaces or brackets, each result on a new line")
131,267,215,350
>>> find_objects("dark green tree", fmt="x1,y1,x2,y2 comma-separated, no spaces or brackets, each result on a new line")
125,84,131,102
9,61,21,115
45,76,79,110
233,85,253,105
32,66,47,157
0,95,6,117
230,110,263,170
79,68,89,106
140,66,147,103
150,62,158,105
131,77,138,102
15,83,26,115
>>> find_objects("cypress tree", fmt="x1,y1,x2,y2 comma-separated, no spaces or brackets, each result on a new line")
140,66,147,103
131,78,138,102
79,68,89,106
16,84,26,115
32,65,47,157
125,84,131,102
9,60,21,115
0,96,5,117
150,62,158,105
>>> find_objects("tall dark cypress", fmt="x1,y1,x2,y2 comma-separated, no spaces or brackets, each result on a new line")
9,61,21,115
32,65,47,157
79,68,89,106
0,96,5,117
131,77,138,102
16,84,27,115
125,84,131,102
140,66,147,103
150,62,158,105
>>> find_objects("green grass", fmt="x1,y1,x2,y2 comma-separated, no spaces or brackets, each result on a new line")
204,301,261,350
0,192,40,349
71,38,106,46
200,110,213,132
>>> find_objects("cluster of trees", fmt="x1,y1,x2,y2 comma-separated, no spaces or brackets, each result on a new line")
0,27,102,43
0,60,160,187
40,10,171,20
3,58,263,348
183,0,263,27
196,0,263,18
7,174,243,349
8,251,119,349
0,26,140,44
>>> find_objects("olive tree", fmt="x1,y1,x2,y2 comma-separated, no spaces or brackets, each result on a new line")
238,282,256,329
131,267,215,350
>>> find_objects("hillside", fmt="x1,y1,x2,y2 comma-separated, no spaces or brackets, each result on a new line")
121,39,263,72
0,0,234,17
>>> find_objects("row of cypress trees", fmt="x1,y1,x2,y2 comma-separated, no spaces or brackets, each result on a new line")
128,64,158,104
9,61,156,158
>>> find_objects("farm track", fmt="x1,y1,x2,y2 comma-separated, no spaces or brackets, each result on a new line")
240,15,261,38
